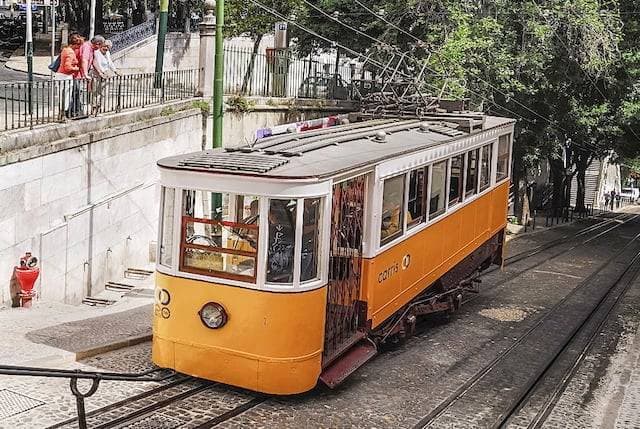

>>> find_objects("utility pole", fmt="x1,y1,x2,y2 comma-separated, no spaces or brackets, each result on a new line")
154,0,169,87
26,0,33,115
89,0,96,39
50,0,56,77
213,0,224,149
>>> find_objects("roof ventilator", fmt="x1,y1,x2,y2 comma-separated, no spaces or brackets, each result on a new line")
373,131,387,143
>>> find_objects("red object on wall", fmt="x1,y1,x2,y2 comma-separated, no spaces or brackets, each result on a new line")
15,267,39,293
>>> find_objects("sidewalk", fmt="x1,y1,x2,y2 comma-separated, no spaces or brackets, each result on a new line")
4,55,52,78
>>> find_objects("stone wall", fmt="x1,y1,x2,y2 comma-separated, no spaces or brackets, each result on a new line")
0,97,357,306
112,33,200,75
0,102,203,306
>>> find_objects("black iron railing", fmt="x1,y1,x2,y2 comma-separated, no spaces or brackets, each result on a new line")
0,364,175,429
0,69,198,132
110,20,157,53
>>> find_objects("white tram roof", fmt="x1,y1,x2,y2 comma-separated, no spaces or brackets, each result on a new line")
158,114,515,181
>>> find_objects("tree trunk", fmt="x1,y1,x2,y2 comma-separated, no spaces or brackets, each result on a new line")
549,157,565,209
574,152,592,213
240,34,263,95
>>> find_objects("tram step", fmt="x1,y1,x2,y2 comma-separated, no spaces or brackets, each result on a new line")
319,340,378,389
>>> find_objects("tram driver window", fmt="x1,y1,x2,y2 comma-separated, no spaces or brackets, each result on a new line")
267,199,298,283
301,198,322,282
430,161,447,219
407,167,427,229
159,187,175,268
380,175,405,245
465,149,480,198
181,190,259,282
497,134,511,181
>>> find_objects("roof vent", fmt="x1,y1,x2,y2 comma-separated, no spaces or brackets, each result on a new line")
419,122,430,133
373,131,387,143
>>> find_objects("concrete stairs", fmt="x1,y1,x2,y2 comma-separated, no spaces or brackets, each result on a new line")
82,268,154,307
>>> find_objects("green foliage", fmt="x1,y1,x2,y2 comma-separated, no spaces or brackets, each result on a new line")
192,100,211,115
226,95,256,113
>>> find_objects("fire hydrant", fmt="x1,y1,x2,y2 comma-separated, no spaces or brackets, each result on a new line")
14,252,39,308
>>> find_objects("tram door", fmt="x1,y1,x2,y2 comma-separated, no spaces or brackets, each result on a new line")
322,175,366,365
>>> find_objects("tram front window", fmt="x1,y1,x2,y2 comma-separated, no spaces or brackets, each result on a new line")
267,199,297,283
181,190,259,282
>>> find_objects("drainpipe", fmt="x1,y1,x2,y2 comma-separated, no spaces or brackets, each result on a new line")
26,0,33,115
213,0,224,149
154,0,169,86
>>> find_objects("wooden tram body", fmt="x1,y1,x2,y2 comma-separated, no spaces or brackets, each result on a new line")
152,114,515,394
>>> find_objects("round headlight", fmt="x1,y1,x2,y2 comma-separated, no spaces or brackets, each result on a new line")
199,302,228,329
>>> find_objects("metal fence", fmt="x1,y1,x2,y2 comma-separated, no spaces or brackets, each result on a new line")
0,69,198,132
110,20,157,53
223,46,369,99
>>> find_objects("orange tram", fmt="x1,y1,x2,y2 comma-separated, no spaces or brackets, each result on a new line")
152,112,515,394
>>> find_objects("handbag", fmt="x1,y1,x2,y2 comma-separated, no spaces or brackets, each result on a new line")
48,55,61,73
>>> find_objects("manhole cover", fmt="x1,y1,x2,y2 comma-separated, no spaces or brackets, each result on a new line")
0,389,44,419
121,414,184,429
479,307,530,322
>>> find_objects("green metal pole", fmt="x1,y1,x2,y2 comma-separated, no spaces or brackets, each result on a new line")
154,0,169,87
213,0,224,149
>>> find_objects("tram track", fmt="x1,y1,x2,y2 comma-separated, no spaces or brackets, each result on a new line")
468,213,639,303
413,223,640,428
48,374,266,429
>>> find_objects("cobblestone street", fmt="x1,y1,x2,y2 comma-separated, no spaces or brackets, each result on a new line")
0,208,639,427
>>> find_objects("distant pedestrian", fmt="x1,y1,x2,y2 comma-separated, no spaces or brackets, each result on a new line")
57,33,82,119
604,192,610,210
610,190,616,211
616,192,621,209
91,40,121,116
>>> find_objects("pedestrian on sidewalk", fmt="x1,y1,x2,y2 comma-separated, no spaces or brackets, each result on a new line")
610,189,616,211
91,40,121,116
77,35,105,116
57,32,82,119
604,191,610,210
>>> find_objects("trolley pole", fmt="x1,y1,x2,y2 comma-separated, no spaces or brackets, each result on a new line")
154,0,169,87
213,0,224,149
89,0,96,39
26,0,33,115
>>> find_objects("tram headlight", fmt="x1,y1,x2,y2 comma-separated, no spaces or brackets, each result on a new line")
199,302,228,329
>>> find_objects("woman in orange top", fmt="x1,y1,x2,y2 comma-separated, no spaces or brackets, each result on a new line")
57,33,83,118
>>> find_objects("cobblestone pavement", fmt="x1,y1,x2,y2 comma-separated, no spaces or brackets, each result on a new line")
2,208,640,428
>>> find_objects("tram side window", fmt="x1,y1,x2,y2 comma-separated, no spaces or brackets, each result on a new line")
267,199,298,284
448,155,464,207
301,198,322,282
497,134,511,181
380,175,405,245
159,187,175,267
181,190,259,281
480,143,493,191
430,160,448,219
465,148,480,198
407,167,428,229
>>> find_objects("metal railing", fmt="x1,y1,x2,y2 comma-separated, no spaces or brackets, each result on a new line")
110,20,157,53
0,69,198,132
222,45,369,99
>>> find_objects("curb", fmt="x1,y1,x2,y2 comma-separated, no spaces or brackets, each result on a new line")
74,333,152,361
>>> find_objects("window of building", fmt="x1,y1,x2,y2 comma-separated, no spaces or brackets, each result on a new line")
301,198,322,282
407,167,428,229
380,175,405,245
180,190,259,282
159,187,175,268
465,149,480,197
267,199,298,284
448,155,464,207
430,161,448,219
480,143,493,190
497,134,511,181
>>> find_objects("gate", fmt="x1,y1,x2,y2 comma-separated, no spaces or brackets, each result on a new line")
322,175,367,365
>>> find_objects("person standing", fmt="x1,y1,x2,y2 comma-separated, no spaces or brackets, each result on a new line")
57,33,82,118
610,189,616,211
91,40,121,115
76,35,105,116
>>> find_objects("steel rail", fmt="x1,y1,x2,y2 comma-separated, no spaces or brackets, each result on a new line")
191,397,267,429
466,213,639,304
46,376,190,429
499,252,640,428
413,222,640,428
